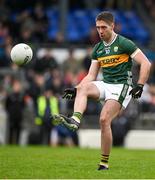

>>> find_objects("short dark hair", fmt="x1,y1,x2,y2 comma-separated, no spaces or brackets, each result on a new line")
96,11,115,25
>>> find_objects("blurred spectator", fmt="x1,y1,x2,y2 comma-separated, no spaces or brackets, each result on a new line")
49,31,65,45
114,22,122,34
45,68,64,96
144,0,153,10
0,22,9,45
34,87,59,145
112,116,131,146
84,27,100,45
27,72,45,106
148,61,155,83
5,79,25,144
0,22,11,67
82,47,92,72
53,32,65,45
19,28,34,45
3,74,12,93
50,125,79,147
148,84,155,106
19,10,35,32
16,10,35,43
138,83,151,103
31,3,49,42
140,84,155,111
143,0,155,25
112,98,139,146
0,84,7,144
62,48,83,86
33,48,58,73
0,0,9,20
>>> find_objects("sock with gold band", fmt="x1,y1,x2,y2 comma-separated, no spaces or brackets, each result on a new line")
71,112,82,123
99,154,109,168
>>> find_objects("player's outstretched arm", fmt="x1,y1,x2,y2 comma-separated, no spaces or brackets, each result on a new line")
133,49,151,85
130,49,151,99
76,60,100,88
62,60,100,100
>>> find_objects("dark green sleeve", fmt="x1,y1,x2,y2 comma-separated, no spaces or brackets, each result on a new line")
91,46,97,60
121,38,138,56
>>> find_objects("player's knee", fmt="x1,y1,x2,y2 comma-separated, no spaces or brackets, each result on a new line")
100,114,111,128
76,85,85,94
76,83,90,95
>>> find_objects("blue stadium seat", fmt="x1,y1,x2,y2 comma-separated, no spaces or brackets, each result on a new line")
46,8,58,19
47,27,58,40
45,8,150,44
66,26,81,41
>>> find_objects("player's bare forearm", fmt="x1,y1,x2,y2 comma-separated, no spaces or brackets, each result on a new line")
76,74,96,88
137,60,151,85
76,60,100,88
133,50,151,85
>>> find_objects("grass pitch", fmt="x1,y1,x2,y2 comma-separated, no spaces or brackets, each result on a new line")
0,146,155,179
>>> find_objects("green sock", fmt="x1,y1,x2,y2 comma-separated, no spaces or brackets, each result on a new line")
71,112,82,123
100,154,109,167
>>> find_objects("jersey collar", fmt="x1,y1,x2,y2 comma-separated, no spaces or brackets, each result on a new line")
103,33,118,46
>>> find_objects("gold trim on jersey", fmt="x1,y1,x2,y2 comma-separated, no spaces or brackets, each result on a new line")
97,54,129,67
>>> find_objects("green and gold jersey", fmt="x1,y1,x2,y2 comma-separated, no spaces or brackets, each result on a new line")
91,34,138,85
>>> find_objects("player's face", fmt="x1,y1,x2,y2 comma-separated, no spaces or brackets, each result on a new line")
96,20,114,42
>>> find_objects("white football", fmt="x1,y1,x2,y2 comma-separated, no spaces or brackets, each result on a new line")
10,43,33,65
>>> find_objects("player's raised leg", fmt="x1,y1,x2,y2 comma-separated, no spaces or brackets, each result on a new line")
52,82,100,130
98,99,121,170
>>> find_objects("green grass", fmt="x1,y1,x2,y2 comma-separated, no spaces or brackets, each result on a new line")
0,146,155,179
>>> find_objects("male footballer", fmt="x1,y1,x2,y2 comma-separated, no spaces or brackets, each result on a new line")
52,11,151,170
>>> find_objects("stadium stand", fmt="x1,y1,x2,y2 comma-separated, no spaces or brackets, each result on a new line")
0,0,155,147
46,8,149,44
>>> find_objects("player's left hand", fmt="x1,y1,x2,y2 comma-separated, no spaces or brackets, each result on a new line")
129,84,144,99
62,88,77,100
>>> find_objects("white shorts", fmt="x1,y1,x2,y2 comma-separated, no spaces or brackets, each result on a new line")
92,81,132,109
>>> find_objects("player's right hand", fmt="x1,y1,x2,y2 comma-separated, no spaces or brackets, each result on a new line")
62,88,77,100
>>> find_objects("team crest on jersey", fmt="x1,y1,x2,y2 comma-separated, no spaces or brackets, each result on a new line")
114,46,118,52
105,47,110,54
